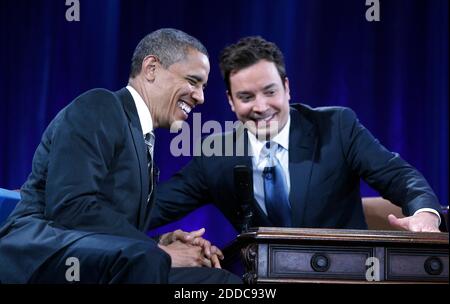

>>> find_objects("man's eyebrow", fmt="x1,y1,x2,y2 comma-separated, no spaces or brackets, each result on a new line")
262,83,277,90
235,83,277,95
235,90,253,96
187,74,205,83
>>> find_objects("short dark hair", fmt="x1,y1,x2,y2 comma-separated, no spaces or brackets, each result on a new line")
219,36,286,92
130,28,208,78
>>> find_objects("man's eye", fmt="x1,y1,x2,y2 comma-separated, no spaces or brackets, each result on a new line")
240,96,252,102
187,78,196,86
265,90,275,96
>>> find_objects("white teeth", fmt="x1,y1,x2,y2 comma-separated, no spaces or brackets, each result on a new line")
264,114,274,122
255,114,274,122
177,101,192,115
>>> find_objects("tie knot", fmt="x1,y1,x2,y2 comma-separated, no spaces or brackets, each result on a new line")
260,141,279,166
262,141,278,157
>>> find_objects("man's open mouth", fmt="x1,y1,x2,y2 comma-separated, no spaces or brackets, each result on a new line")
254,113,275,125
177,101,193,116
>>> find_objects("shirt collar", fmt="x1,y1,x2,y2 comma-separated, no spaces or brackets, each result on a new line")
126,85,153,135
247,115,291,157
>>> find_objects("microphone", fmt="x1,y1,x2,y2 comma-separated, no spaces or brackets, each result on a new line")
234,165,254,233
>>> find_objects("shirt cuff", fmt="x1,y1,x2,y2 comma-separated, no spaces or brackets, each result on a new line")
413,208,441,225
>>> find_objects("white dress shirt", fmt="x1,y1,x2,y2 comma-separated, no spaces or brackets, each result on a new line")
247,116,291,215
126,85,153,136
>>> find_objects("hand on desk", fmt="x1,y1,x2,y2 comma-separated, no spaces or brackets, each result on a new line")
388,212,440,232
158,228,223,268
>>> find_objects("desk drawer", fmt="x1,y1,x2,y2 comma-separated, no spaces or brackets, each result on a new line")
386,248,448,282
265,244,373,281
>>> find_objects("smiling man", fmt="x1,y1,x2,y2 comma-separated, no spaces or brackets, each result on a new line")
150,36,444,234
0,28,240,284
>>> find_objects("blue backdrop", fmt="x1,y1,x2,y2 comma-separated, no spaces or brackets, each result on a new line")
0,0,448,245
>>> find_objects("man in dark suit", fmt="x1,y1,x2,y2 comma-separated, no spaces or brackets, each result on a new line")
0,29,240,283
150,36,444,233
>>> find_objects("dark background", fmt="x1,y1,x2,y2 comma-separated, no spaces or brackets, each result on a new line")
0,0,447,244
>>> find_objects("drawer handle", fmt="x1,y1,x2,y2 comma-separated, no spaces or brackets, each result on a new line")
311,254,330,272
424,257,443,276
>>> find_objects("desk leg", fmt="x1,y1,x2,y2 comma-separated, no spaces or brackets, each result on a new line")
242,243,258,284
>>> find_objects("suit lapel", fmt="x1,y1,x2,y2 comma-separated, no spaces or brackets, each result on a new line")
116,88,149,228
288,106,318,227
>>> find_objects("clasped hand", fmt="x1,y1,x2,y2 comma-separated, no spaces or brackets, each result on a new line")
158,228,224,268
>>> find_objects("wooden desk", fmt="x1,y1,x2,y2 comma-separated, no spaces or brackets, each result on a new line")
233,228,448,284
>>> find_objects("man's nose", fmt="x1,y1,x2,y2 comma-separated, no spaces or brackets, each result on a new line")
252,96,269,113
192,86,205,105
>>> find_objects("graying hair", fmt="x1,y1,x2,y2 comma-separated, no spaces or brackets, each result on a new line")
130,28,208,77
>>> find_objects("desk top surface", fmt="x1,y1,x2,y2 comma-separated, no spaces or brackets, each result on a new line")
238,227,449,245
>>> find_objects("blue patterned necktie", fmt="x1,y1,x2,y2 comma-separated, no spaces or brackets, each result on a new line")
262,141,292,227
144,132,155,160
144,132,155,202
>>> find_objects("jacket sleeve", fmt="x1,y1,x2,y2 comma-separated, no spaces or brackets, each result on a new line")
149,154,212,229
44,89,158,243
338,107,443,218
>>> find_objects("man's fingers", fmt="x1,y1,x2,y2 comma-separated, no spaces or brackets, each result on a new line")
421,227,440,233
158,232,173,245
410,224,440,233
192,237,203,246
191,238,212,257
387,214,400,227
388,214,409,230
169,228,206,243
191,227,206,238
185,228,206,241
171,229,188,242
211,254,222,269
211,246,224,260
202,240,211,257
200,256,212,268
191,238,214,258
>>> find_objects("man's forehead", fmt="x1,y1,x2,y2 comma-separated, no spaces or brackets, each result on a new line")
231,61,279,81
230,70,281,94
183,49,209,66
170,52,210,79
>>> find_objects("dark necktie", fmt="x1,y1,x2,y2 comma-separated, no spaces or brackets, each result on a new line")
262,141,292,227
144,132,155,203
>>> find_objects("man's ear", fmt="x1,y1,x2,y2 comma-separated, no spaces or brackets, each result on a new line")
227,90,235,112
284,77,291,101
141,55,159,82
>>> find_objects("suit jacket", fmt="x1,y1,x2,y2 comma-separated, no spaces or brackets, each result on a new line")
150,104,443,231
0,88,167,283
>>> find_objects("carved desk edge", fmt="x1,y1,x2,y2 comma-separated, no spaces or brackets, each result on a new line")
222,227,449,263
237,227,449,245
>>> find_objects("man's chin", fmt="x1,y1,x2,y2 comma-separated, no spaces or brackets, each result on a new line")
245,121,281,140
246,127,279,141
170,119,185,131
